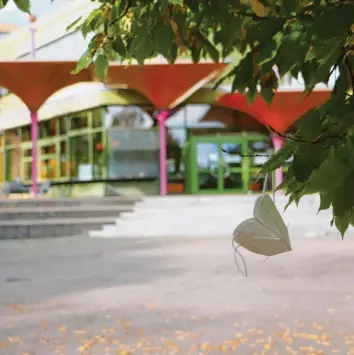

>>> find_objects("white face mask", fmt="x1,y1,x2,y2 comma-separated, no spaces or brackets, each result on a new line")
232,194,291,277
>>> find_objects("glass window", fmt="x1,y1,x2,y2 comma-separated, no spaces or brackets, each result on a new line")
248,139,273,167
69,135,90,180
92,109,102,129
6,148,21,180
24,161,32,181
93,132,104,179
6,129,20,146
23,147,32,157
40,144,56,155
0,151,5,184
167,128,186,178
21,126,31,142
39,120,57,138
60,140,68,178
59,117,67,135
108,129,159,179
70,115,88,130
40,158,58,180
221,142,243,168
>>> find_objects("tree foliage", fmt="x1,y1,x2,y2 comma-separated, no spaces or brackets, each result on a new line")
2,0,354,235
0,0,31,13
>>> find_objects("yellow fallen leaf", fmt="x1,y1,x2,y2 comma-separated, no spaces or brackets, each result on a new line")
250,0,268,17
146,303,157,309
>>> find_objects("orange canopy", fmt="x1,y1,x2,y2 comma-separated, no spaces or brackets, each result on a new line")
216,90,331,133
0,61,226,112
105,63,226,109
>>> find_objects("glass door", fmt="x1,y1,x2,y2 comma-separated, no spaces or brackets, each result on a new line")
187,136,248,194
186,134,273,194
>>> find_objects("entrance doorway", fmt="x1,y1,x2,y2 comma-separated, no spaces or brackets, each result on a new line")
185,133,273,194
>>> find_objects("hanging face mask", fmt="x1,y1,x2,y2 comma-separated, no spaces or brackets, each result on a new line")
232,175,292,277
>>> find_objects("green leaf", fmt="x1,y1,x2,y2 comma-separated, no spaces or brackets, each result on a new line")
280,0,300,16
152,20,174,57
0,0,9,9
185,0,199,11
292,144,327,183
246,84,257,104
191,45,201,63
262,143,295,173
14,0,30,13
295,109,323,141
94,54,109,81
166,43,178,64
198,36,220,63
72,48,93,75
112,37,127,57
332,173,354,219
260,86,274,105
66,17,82,32
257,39,278,66
335,215,350,238
314,4,354,40
245,17,285,44
318,192,332,212
160,0,169,12
306,150,349,192
130,32,154,64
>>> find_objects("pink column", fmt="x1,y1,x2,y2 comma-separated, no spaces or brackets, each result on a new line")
156,111,170,196
271,135,284,192
31,112,39,197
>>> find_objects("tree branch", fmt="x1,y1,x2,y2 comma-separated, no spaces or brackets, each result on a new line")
344,56,354,93
267,125,344,144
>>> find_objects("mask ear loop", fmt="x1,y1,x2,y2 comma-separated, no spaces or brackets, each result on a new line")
232,238,248,277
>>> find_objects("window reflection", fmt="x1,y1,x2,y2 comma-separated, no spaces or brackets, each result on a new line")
108,130,159,179
221,143,242,168
0,150,5,184
167,128,186,177
39,120,56,138
248,140,272,167
21,126,31,141
60,141,68,178
24,161,32,181
59,117,67,135
92,109,102,129
70,115,88,130
69,135,90,181
40,158,57,180
93,132,104,179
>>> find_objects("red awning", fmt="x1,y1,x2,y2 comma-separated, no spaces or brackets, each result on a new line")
0,61,91,112
0,61,226,112
105,63,226,109
217,90,331,133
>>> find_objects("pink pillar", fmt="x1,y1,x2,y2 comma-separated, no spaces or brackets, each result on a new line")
272,135,284,192
31,112,39,197
156,111,170,196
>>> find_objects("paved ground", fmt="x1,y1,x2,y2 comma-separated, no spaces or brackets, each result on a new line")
1,236,354,354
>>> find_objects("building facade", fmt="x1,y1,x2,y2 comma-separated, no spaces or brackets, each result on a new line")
0,1,332,197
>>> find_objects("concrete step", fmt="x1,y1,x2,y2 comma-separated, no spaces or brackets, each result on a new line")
0,205,132,221
0,196,141,208
0,217,116,239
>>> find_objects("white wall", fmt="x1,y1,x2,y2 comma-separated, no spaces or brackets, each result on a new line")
19,30,91,60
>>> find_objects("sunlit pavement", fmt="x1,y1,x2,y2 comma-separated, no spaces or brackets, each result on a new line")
1,235,354,354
